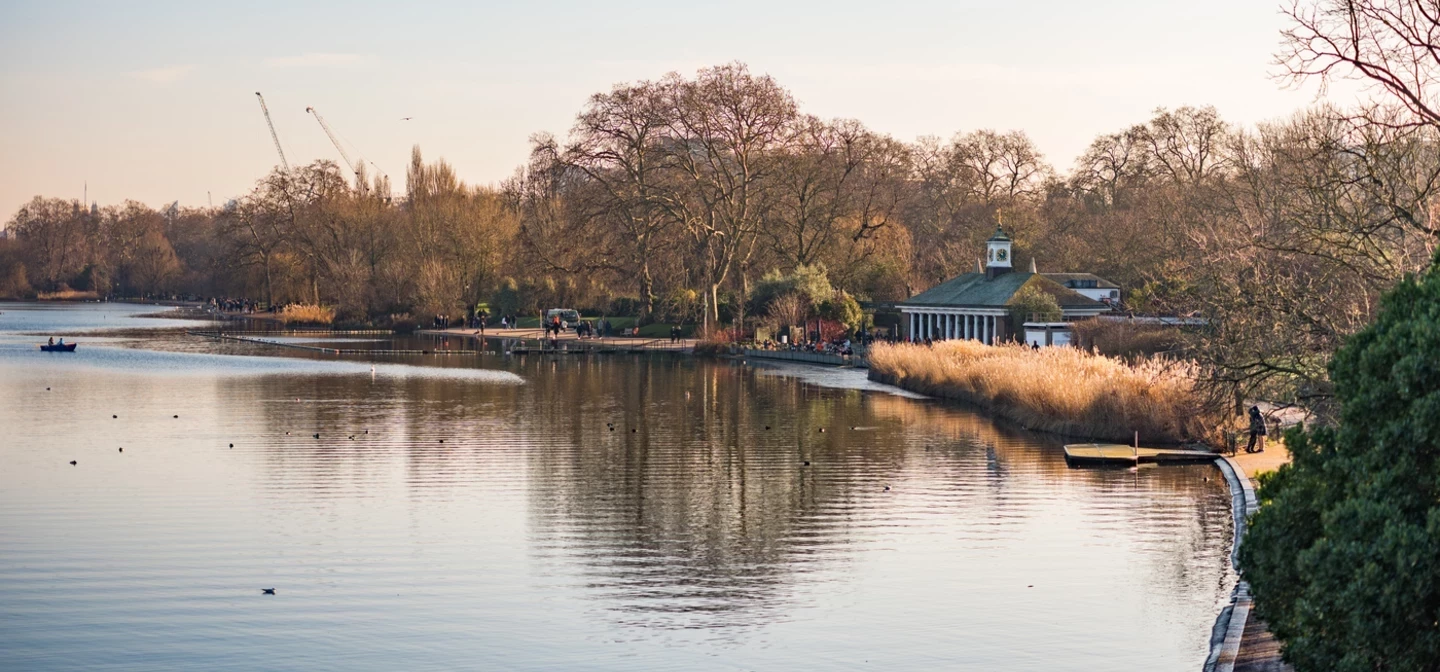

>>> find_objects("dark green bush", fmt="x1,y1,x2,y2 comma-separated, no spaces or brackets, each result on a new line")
1240,255,1440,671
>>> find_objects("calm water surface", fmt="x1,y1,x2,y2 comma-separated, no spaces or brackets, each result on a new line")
0,303,1236,671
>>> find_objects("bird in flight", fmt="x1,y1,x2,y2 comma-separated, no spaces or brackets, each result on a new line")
400,117,413,121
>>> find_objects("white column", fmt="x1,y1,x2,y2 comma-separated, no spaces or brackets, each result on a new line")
926,313,933,340
909,312,916,341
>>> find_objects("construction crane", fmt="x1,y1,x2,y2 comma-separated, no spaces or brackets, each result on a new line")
254,92,289,170
306,105,390,192
305,106,358,179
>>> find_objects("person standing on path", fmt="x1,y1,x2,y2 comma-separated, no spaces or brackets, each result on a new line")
1246,405,1267,453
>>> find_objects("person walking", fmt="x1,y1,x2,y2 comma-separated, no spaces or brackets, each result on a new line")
1245,405,1267,453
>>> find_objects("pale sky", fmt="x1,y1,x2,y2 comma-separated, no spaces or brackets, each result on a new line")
0,0,1365,219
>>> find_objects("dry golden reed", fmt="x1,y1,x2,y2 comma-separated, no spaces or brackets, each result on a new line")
867,340,1212,444
279,304,335,325
36,290,100,301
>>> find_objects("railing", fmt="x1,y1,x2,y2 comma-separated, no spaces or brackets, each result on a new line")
497,336,691,354
743,348,867,368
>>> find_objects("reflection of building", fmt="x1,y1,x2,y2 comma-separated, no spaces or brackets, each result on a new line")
898,228,1114,345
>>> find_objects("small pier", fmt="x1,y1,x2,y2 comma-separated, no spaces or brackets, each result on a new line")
1063,443,1216,467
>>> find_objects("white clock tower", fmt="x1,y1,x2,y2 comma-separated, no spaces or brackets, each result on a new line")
985,226,1013,279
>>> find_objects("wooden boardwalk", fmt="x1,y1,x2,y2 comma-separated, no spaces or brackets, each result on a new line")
1062,443,1217,466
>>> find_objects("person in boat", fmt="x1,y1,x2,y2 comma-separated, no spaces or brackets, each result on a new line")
57,337,64,345
48,337,54,346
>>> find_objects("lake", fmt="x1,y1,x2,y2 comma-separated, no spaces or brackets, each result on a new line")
0,302,1236,671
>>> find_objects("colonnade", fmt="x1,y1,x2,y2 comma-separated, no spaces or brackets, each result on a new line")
906,311,999,345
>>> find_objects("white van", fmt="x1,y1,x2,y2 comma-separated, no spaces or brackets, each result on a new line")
545,308,581,329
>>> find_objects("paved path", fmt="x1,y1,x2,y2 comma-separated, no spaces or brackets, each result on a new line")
1213,442,1294,672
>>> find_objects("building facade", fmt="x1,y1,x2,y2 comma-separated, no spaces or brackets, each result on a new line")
898,228,1113,344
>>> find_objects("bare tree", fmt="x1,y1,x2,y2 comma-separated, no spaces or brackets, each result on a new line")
1281,0,1440,128
657,63,799,330
562,80,674,319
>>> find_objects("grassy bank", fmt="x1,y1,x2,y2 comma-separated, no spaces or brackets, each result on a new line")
867,340,1214,444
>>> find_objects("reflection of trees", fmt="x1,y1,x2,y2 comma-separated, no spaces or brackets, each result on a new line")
522,357,902,630
866,393,1236,615
519,358,1231,633
222,352,1232,635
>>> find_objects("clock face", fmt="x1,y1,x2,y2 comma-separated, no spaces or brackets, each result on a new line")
996,249,1008,262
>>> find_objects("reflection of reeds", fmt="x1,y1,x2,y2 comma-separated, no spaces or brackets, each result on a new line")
279,304,335,325
868,341,1213,444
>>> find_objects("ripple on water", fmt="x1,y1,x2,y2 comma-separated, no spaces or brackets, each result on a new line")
0,306,1235,672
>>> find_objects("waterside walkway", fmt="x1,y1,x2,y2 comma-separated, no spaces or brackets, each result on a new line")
1210,445,1294,672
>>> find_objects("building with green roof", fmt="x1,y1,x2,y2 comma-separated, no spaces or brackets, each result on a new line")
899,227,1113,344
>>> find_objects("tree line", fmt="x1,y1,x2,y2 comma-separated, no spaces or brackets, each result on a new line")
2,61,1436,415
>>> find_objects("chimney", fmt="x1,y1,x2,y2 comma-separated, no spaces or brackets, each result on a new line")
1029,258,1037,273
975,259,983,273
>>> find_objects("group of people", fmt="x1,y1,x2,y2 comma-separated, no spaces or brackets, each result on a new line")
755,337,856,357
209,297,261,314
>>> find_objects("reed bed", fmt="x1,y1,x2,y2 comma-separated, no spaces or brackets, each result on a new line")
279,304,335,326
36,290,100,301
867,340,1214,444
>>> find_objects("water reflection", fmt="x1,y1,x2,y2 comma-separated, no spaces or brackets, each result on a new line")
0,314,1236,671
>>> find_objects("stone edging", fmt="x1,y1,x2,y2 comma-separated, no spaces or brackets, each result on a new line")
1205,455,1260,672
